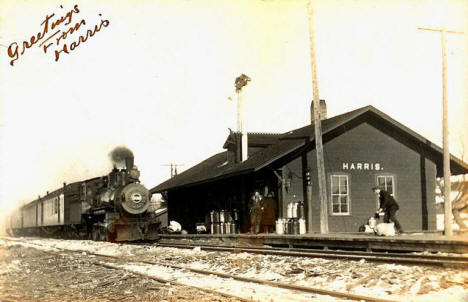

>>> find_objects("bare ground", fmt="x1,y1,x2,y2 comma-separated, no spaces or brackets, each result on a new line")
0,244,241,302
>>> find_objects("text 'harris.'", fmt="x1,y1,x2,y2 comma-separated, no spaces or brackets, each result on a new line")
7,4,110,65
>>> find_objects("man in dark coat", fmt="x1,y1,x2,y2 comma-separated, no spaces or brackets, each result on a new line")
372,187,403,234
248,190,264,234
260,187,277,233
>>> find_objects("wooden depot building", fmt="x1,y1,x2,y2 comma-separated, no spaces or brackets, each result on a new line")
150,104,468,234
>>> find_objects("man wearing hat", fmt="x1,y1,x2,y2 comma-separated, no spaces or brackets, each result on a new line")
249,189,264,234
372,187,403,234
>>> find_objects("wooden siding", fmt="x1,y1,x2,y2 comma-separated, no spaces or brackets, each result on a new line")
303,122,437,232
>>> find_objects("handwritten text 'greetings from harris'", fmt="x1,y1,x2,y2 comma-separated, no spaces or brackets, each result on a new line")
7,4,110,65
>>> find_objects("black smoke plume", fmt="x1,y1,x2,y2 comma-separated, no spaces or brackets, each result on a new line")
109,146,134,170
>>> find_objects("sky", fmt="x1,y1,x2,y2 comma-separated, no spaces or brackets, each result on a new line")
0,0,467,221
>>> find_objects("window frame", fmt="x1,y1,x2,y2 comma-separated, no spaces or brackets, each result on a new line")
375,174,396,210
54,198,58,214
330,173,351,216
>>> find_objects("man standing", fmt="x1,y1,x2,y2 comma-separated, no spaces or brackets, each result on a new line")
372,187,403,234
249,190,264,234
261,186,277,233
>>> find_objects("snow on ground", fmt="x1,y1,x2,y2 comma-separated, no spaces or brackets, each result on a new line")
2,237,468,302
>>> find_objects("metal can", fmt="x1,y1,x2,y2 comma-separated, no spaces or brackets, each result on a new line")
287,219,294,234
225,222,231,234
219,210,225,223
214,223,220,234
297,202,305,219
287,203,293,219
213,211,220,223
230,223,236,234
299,218,306,234
293,219,299,235
276,219,284,235
233,209,239,221
292,202,298,218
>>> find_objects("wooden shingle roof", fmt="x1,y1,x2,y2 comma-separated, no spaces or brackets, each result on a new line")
151,105,468,193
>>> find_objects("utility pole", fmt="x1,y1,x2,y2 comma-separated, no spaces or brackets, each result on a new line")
161,163,184,178
418,26,464,236
235,74,251,162
307,2,328,234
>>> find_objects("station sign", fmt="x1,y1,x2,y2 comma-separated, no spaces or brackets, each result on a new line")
342,162,383,171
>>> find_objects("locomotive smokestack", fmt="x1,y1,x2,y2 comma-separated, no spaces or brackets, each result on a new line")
109,146,134,170
125,157,134,170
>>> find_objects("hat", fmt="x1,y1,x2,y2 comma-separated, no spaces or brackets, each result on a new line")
372,186,384,191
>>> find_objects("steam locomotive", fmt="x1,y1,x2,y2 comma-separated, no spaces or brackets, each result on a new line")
7,148,160,242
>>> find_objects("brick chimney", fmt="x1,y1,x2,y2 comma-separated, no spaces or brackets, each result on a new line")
311,99,327,123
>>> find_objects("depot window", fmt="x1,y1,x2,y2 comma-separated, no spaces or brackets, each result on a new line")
331,175,350,215
54,198,58,214
377,175,395,196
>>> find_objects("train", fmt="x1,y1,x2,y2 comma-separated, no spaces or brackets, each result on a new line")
6,147,161,242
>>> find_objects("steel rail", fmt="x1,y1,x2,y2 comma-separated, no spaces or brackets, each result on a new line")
88,250,400,302
157,242,468,267
96,262,255,302
2,237,399,302
138,259,397,302
0,237,253,302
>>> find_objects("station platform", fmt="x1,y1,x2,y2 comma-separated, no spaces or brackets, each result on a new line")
158,232,468,254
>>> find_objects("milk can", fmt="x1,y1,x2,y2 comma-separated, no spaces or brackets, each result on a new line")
293,219,299,235
210,223,214,234
209,211,215,223
233,209,239,221
221,222,226,234
287,219,294,234
299,218,306,234
225,222,231,234
219,210,225,223
287,203,293,218
230,222,236,234
297,202,305,219
292,202,298,218
276,219,284,235
210,211,220,223
214,223,220,234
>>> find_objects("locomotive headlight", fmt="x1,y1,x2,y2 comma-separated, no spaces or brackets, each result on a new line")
119,183,150,214
131,193,142,204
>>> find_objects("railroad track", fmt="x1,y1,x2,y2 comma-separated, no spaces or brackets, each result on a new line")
156,242,468,267
2,237,399,302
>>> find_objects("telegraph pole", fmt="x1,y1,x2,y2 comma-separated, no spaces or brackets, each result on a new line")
418,26,464,236
235,74,251,162
307,2,328,234
161,163,184,178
